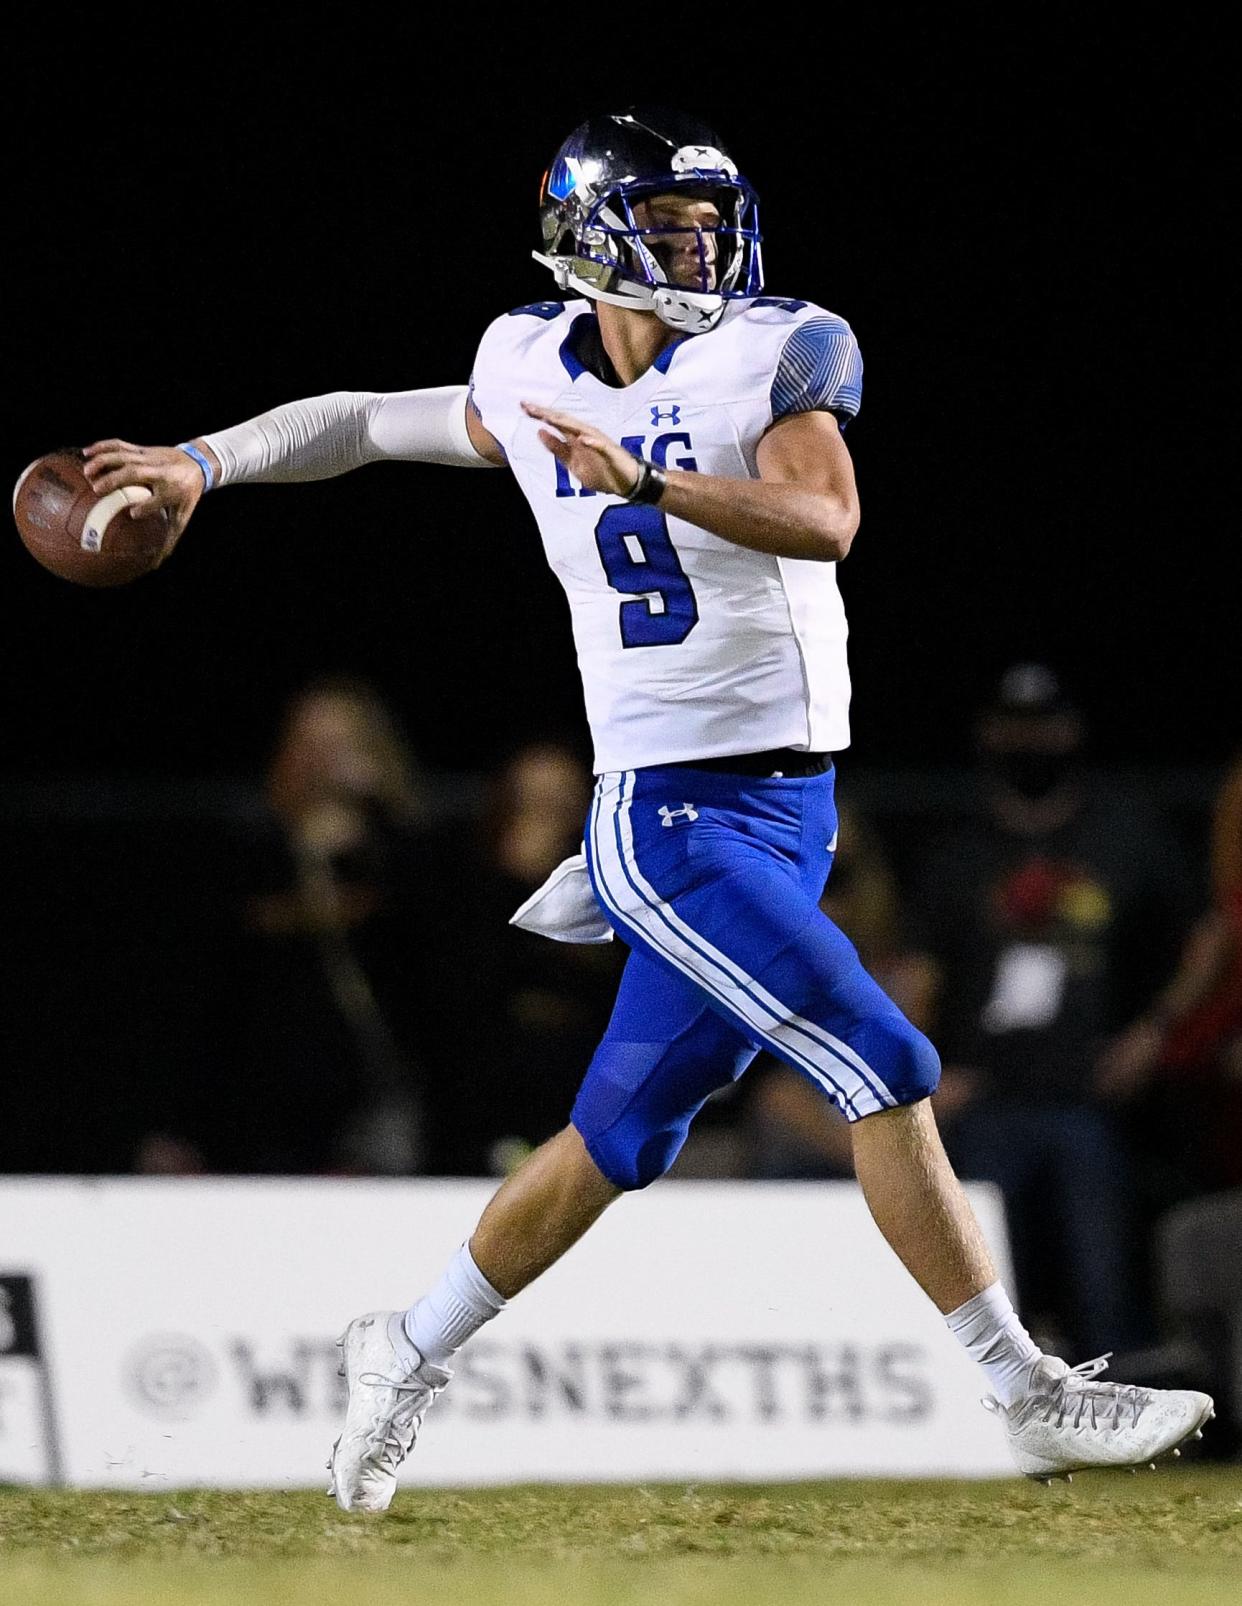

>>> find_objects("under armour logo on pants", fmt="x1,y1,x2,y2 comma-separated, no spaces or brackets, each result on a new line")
659,803,700,827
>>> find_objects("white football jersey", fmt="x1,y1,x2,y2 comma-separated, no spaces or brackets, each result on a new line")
469,295,862,773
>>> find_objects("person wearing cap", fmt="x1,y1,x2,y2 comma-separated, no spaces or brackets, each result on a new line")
911,665,1191,1357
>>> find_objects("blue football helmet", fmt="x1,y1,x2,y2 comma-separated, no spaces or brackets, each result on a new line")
534,107,763,332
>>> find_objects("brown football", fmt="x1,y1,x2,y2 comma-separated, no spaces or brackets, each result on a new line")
12,449,173,587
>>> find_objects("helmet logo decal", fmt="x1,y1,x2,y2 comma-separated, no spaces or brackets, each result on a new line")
671,144,738,177
565,155,604,197
548,154,605,201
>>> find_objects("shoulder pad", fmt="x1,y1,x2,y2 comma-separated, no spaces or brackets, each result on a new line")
745,297,812,317
507,301,568,321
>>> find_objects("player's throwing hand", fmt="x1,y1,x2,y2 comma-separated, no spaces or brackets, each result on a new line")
82,440,209,540
521,401,642,497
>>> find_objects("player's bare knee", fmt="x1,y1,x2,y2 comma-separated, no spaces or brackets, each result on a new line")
554,1124,625,1200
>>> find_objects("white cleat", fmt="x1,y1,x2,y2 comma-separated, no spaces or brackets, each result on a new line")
326,1310,451,1513
985,1353,1215,1482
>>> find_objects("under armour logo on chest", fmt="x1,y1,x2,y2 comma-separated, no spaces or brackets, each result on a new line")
651,404,682,426
659,803,700,827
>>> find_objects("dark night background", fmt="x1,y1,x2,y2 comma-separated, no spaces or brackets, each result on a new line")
3,12,1240,1440
5,14,1236,781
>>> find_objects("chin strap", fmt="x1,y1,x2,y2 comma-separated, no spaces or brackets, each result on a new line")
651,287,725,332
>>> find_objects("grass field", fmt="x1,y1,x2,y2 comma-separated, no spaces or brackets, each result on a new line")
1,1471,1239,1605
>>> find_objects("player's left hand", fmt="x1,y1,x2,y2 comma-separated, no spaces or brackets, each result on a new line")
522,401,641,496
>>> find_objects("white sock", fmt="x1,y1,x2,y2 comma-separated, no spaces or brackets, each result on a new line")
945,1282,1042,1407
398,1244,507,1370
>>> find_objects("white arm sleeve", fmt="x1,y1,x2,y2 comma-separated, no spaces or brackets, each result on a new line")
199,385,491,487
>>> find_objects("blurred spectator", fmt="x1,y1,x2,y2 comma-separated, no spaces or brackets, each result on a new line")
914,665,1192,1356
179,675,431,1175
1097,754,1242,1191
743,803,936,1180
1097,754,1242,1453
408,739,625,1175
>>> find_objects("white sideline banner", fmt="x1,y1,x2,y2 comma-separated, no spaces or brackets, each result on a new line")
0,1178,1015,1486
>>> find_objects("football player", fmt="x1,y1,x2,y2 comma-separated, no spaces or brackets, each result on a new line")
82,107,1214,1505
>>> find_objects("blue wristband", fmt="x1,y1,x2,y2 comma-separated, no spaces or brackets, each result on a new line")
177,442,215,492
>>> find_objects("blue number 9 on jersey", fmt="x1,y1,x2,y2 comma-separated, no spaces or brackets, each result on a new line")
594,505,699,648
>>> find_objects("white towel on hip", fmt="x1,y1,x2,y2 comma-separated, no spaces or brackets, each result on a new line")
508,849,615,944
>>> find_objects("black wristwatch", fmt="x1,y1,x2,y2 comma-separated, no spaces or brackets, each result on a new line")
625,458,668,505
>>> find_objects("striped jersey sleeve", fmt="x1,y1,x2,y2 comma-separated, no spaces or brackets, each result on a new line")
770,317,863,425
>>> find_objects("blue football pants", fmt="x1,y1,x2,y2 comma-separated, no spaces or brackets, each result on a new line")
572,765,941,1189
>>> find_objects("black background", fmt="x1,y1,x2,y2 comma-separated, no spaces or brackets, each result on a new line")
6,13,1237,781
